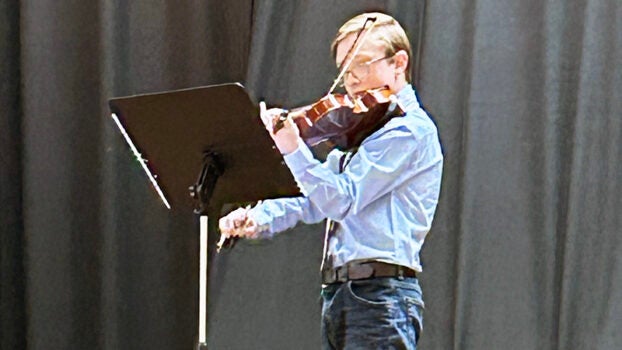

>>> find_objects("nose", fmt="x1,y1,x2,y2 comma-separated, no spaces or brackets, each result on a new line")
345,69,362,82
343,71,361,90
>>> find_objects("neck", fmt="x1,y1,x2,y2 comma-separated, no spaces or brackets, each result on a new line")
390,77,408,94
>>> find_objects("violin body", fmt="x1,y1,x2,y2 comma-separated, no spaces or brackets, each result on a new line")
280,87,405,151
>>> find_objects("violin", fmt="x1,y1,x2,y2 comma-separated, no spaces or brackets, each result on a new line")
270,16,405,151
273,86,404,150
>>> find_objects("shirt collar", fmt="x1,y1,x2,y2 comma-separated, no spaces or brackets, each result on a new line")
395,84,421,112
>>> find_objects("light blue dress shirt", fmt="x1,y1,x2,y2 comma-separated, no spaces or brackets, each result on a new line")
250,85,443,272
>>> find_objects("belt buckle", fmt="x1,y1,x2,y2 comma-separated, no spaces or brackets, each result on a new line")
397,265,405,280
347,262,375,280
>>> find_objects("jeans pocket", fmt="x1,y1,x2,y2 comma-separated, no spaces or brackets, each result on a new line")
404,295,424,336
404,294,425,309
346,280,397,306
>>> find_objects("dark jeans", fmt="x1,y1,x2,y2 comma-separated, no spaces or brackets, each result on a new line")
320,277,424,350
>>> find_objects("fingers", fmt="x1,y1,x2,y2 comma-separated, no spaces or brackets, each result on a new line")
259,101,288,134
218,207,246,232
239,217,260,239
259,101,269,128
218,206,260,239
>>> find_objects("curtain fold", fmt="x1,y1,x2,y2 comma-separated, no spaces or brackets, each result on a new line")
420,1,622,349
0,1,25,349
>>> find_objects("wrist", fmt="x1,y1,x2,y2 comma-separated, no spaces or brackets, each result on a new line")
277,138,300,155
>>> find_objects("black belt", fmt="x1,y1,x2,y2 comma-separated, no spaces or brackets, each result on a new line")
321,261,418,284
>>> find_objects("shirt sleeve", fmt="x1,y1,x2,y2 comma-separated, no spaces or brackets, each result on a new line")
248,190,326,239
245,148,346,239
282,125,439,221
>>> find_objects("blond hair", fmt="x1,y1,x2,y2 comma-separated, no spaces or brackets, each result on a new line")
331,12,413,82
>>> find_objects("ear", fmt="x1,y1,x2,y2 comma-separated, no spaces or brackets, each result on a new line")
393,50,409,75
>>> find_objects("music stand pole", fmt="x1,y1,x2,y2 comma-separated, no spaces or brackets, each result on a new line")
197,215,208,349
189,152,223,350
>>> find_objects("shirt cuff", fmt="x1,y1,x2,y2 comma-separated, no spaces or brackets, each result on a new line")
248,204,273,239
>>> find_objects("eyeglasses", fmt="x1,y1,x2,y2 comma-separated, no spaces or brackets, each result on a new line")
339,55,393,83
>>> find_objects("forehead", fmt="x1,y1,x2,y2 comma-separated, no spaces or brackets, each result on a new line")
335,32,385,67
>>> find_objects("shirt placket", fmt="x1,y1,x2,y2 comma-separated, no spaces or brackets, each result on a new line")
320,150,355,276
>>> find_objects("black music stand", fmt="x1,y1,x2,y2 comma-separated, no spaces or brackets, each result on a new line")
108,83,300,349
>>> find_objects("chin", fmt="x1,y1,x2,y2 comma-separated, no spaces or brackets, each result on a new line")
349,88,369,97
344,87,358,97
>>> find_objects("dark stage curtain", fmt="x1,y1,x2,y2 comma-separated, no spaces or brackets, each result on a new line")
1,1,620,349
1,1,25,349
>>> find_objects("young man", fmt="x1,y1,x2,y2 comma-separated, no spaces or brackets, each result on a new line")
219,12,443,349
